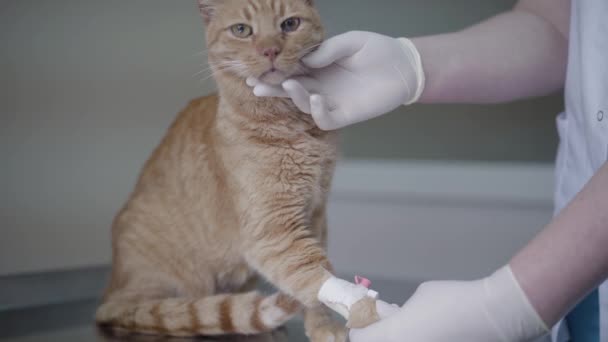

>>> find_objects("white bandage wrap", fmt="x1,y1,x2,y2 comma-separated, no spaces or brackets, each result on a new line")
317,277,379,319
397,37,426,105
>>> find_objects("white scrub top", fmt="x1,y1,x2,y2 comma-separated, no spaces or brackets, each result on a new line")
549,0,608,341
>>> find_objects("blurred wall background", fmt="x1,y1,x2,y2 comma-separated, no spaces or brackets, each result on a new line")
1,0,559,279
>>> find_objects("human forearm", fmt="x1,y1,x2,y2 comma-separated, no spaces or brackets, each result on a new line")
350,164,608,342
414,4,569,104
511,162,608,326
249,1,570,129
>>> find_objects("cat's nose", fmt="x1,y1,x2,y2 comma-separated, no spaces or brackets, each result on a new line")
259,47,282,61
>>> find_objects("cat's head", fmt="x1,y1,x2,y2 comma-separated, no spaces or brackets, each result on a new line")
198,0,323,86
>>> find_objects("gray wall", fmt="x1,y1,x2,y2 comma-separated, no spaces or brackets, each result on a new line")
1,0,561,275
1,0,211,274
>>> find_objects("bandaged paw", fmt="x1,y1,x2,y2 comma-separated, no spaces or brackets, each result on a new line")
347,296,381,329
317,276,380,328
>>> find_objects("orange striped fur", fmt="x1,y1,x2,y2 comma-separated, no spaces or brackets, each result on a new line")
96,0,346,340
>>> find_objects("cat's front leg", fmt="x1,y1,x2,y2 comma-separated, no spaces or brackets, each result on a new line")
303,207,347,342
241,200,334,308
240,195,379,328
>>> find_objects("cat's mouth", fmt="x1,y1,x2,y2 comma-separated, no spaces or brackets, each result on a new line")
258,67,288,85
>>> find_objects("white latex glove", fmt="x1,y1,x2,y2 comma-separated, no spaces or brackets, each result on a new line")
349,266,549,342
246,31,425,130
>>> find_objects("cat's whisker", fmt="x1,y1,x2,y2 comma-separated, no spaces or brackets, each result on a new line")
294,43,323,59
198,64,248,83
193,61,247,78
302,42,323,52
193,67,214,77
293,62,310,76
279,43,323,62
192,49,209,57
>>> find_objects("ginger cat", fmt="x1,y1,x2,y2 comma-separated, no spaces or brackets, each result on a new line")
96,0,347,340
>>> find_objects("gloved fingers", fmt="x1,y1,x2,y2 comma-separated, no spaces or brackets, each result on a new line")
310,94,333,130
247,77,288,98
246,76,259,87
254,83,289,98
302,31,367,68
375,300,401,319
310,94,345,131
289,76,323,94
282,79,312,113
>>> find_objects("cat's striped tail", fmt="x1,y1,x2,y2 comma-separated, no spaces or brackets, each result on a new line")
95,291,300,337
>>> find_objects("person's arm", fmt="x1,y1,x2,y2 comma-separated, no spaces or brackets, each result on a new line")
350,162,608,341
249,0,571,130
512,161,608,326
415,0,571,103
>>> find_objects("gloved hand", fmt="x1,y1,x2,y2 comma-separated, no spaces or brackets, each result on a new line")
246,31,426,130
349,266,549,342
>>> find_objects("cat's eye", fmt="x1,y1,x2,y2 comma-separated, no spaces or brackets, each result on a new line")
230,23,253,38
281,17,301,33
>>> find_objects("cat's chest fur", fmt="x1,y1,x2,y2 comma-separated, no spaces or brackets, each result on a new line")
216,108,338,216
232,129,335,191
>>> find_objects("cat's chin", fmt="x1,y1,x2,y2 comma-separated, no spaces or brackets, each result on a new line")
259,69,288,85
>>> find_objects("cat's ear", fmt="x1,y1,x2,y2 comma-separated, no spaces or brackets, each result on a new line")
197,0,221,24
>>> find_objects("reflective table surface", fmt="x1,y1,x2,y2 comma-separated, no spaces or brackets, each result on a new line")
0,278,418,342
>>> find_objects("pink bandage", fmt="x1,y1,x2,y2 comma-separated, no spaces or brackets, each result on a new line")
355,276,372,289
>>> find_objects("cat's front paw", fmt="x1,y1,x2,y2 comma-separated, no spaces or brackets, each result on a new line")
306,321,348,342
